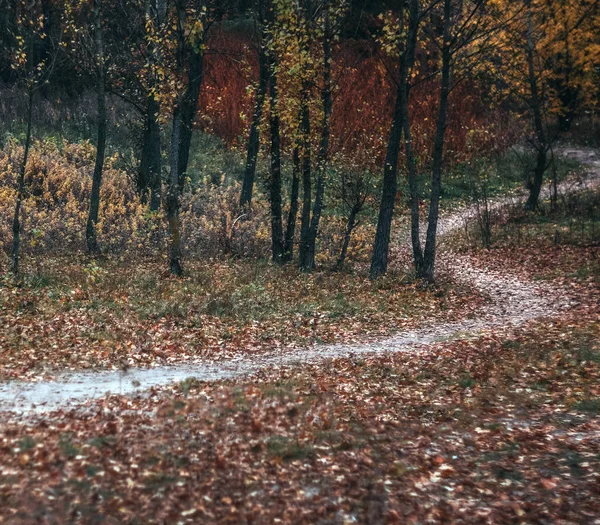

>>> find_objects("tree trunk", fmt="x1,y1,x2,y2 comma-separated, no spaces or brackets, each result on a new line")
301,0,332,272
11,90,34,277
268,55,284,264
86,2,107,255
168,106,183,276
402,0,423,275
524,0,547,211
525,147,547,210
335,205,359,271
166,2,205,276
139,94,161,211
297,84,312,269
419,0,451,282
369,75,404,280
240,0,268,208
177,49,203,179
284,147,300,262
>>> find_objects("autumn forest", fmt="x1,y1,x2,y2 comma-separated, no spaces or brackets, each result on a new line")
1,0,600,523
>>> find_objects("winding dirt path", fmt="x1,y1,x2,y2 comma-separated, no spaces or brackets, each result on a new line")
1,147,598,414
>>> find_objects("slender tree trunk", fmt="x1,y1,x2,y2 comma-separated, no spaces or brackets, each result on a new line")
369,75,404,279
240,1,268,208
298,84,312,268
138,0,166,212
402,0,422,274
301,0,332,272
400,0,423,274
11,90,34,277
166,2,205,276
526,147,547,210
86,2,107,254
139,94,162,210
335,205,359,271
168,106,183,276
405,115,423,274
524,0,547,211
177,50,203,179
268,56,284,264
284,147,300,262
420,0,451,281
369,0,418,280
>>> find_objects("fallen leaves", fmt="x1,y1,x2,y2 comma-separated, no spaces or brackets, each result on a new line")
0,256,481,381
0,306,598,523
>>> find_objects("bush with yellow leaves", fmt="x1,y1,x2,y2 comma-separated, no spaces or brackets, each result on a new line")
0,138,272,264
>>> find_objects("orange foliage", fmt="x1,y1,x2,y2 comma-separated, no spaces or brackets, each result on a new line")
201,29,513,167
200,28,256,145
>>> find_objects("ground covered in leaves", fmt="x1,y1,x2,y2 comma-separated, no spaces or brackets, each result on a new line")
0,313,598,524
0,257,480,381
1,221,599,524
1,174,598,523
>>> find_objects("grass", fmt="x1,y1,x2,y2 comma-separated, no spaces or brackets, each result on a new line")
573,398,600,414
0,254,478,379
402,148,585,209
266,436,315,461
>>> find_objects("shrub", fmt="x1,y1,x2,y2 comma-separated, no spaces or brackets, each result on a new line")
0,138,272,262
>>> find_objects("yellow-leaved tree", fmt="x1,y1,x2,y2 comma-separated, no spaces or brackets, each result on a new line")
488,0,600,209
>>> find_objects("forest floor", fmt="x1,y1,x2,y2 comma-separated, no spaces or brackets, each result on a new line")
0,147,599,523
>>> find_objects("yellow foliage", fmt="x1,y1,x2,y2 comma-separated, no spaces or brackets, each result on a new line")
0,139,273,262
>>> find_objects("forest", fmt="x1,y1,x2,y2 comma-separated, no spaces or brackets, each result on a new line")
0,0,599,523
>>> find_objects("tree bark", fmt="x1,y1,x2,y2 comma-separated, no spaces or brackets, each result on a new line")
297,84,312,269
11,90,34,277
284,147,300,262
369,88,403,280
300,0,332,272
139,94,161,211
335,204,359,271
138,0,167,211
420,0,451,282
168,106,183,276
403,0,423,274
524,0,547,211
240,0,268,208
297,0,314,269
86,1,107,255
268,55,284,264
177,49,204,179
526,147,547,211
167,1,205,276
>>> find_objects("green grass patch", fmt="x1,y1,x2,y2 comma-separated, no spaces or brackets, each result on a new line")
266,436,315,461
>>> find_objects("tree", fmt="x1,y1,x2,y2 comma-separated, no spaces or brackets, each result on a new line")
299,0,335,271
523,0,549,210
297,0,316,270
85,0,108,254
490,0,600,210
283,146,300,261
372,0,503,281
139,0,168,211
369,0,419,280
4,1,59,277
333,163,373,270
267,34,285,263
63,0,110,254
166,0,208,276
239,0,269,208
417,0,452,281
294,0,347,271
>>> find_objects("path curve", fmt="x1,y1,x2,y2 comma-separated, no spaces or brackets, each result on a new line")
1,147,598,414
